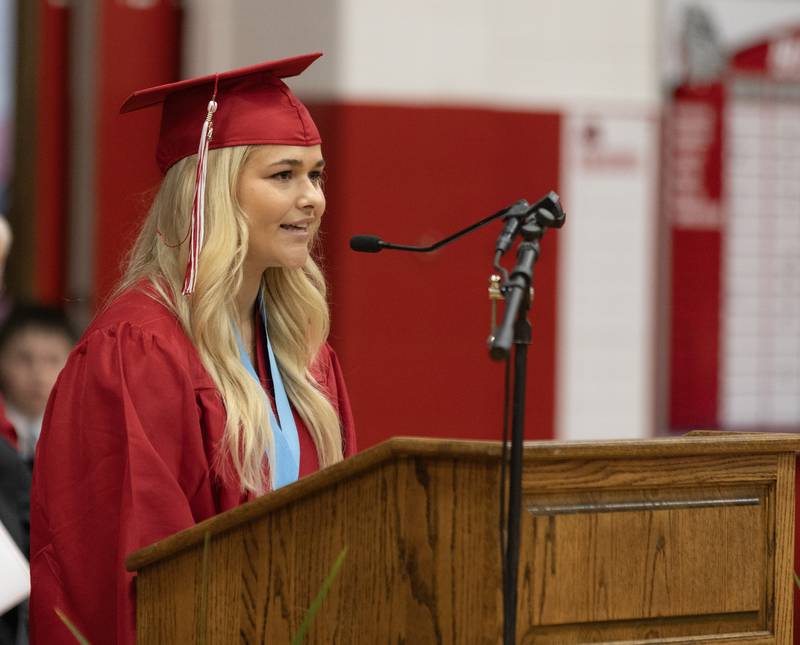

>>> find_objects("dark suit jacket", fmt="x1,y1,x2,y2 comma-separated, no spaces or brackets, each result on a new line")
0,435,31,645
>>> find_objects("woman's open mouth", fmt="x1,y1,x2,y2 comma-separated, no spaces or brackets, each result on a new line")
280,223,309,233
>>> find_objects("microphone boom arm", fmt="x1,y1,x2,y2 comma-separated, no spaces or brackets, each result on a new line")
350,204,517,253
350,192,563,255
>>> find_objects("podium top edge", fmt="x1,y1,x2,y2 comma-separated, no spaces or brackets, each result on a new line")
125,432,800,572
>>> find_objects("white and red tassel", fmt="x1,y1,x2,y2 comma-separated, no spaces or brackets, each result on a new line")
182,82,219,295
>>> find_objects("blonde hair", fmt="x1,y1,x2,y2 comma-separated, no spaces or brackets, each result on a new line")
116,145,344,493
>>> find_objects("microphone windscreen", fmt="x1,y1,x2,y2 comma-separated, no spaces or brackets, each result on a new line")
349,235,383,253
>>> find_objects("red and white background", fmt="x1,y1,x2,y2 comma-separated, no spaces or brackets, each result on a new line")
10,0,800,447
182,0,662,448
5,0,800,456
664,7,800,434
5,0,800,626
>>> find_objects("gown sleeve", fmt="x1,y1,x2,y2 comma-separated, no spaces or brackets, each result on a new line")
29,322,222,645
314,344,357,457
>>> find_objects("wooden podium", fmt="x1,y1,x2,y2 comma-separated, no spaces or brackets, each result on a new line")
127,434,800,644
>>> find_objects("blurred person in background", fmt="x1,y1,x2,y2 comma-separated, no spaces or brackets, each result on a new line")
0,216,32,645
0,305,75,465
0,434,30,645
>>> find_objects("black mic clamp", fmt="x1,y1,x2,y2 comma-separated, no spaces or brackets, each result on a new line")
494,200,529,254
494,192,564,257
527,191,565,230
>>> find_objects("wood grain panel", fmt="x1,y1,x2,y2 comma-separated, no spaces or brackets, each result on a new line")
131,437,798,644
518,490,764,626
128,436,800,572
770,454,795,644
520,615,766,644
138,457,505,643
522,454,779,491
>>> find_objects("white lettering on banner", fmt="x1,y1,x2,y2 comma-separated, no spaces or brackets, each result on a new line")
671,199,720,229
666,101,722,230
769,37,800,79
578,121,640,171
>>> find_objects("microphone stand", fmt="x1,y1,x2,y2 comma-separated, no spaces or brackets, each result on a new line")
489,219,544,645
350,191,563,644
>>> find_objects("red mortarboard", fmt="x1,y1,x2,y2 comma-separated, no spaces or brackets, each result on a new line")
120,53,323,294
121,52,323,173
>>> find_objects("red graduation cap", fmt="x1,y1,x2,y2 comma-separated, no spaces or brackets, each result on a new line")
120,53,323,294
121,52,323,173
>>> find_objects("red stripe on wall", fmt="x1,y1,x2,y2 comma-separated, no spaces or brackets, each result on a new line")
93,2,181,307
34,1,69,303
311,103,561,449
667,84,724,430
669,230,721,428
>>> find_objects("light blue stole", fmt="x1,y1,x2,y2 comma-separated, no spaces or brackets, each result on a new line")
233,298,300,489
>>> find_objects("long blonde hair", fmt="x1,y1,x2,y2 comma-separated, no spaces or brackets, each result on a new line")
116,145,344,493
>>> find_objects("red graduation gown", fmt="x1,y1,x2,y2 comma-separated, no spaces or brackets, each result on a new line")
28,288,356,645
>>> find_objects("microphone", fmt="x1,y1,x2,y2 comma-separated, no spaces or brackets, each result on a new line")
349,235,434,253
349,235,384,253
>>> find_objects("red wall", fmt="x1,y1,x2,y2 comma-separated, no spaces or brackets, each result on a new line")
93,2,181,307
28,2,181,308
666,84,725,430
33,1,69,303
311,104,562,448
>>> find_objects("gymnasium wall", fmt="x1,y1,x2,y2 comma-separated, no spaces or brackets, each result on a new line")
179,0,661,446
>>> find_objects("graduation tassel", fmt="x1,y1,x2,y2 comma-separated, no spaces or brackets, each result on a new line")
182,78,219,295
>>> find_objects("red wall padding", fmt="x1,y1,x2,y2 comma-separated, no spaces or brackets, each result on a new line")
33,1,69,303
669,230,721,428
311,104,561,448
667,84,725,430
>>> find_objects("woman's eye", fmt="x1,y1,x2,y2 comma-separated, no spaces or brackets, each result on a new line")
310,171,325,185
270,170,292,181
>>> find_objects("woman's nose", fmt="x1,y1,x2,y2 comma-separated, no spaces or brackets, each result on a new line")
297,180,324,211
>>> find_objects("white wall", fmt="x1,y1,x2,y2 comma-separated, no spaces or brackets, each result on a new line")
182,0,660,109
339,0,659,109
182,0,341,95
558,111,660,440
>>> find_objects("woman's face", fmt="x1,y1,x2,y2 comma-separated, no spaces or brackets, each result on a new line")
237,144,325,272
